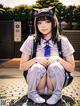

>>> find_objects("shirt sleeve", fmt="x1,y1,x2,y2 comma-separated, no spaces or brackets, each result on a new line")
61,36,75,57
20,36,33,56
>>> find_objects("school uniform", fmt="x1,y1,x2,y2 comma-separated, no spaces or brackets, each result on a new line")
20,35,75,103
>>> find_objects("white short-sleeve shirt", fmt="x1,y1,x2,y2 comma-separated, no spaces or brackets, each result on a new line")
20,35,75,58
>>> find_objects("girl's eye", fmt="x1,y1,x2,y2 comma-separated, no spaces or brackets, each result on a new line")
45,20,50,23
37,21,42,25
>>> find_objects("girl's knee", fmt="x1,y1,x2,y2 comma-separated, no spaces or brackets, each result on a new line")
47,61,64,78
27,63,46,83
48,61,64,71
31,63,46,73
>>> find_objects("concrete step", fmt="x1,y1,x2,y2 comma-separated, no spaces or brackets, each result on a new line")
0,58,20,68
0,58,80,68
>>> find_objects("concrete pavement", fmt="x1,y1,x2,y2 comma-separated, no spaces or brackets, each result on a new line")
0,58,80,106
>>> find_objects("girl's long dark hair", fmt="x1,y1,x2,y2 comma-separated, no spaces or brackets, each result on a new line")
34,13,60,44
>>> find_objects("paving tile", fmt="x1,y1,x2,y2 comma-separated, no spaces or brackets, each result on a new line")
0,66,80,106
0,76,80,106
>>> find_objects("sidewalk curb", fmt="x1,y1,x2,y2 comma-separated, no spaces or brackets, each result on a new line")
0,58,80,68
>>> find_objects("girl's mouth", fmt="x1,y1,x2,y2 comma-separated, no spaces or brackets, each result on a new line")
42,29,47,31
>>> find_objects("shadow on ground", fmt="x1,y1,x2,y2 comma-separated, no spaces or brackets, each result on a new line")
9,95,77,106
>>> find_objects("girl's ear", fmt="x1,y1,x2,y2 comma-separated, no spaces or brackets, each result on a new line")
32,8,40,16
48,7,54,11
32,7,55,16
33,8,41,12
48,6,55,15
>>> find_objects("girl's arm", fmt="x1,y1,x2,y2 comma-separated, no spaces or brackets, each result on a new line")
58,55,75,73
20,53,36,71
47,55,75,73
20,53,48,71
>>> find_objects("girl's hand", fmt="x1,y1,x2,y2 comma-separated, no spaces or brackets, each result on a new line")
47,56,61,65
35,57,48,67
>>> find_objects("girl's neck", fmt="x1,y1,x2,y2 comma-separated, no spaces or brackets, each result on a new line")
44,33,52,41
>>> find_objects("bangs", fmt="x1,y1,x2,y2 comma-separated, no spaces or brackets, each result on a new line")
36,14,52,22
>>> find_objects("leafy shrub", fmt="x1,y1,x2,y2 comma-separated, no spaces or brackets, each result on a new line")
72,25,80,30
63,24,80,30
63,25,72,30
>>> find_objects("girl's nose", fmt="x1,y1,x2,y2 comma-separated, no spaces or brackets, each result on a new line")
41,22,46,27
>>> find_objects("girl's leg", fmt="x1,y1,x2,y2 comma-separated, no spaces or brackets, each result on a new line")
47,76,55,94
37,75,46,91
27,63,46,103
37,75,47,95
47,61,65,105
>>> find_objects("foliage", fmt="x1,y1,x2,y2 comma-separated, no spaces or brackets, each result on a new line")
0,0,80,28
33,0,59,8
0,4,3,8
13,5,32,21
0,4,5,20
64,5,76,30
72,24,80,30
63,24,80,30
4,7,14,20
73,5,80,23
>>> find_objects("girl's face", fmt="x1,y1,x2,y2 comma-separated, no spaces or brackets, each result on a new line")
37,19,52,36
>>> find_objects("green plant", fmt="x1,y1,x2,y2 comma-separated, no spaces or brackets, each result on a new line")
63,25,72,30
72,25,80,30
63,24,80,30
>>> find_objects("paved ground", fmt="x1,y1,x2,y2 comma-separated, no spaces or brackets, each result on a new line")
0,59,80,106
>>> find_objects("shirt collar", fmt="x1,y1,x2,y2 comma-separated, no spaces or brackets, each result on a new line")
41,38,53,48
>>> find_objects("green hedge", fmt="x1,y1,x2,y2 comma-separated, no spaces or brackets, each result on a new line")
63,25,80,30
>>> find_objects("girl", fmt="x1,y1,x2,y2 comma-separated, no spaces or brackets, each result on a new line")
20,7,75,105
